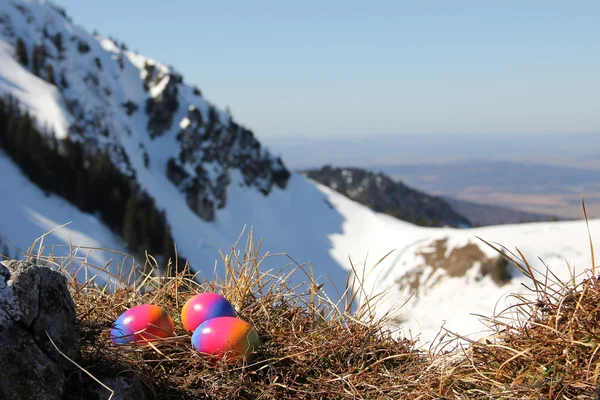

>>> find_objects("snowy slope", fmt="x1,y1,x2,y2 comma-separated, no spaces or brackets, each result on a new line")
0,0,599,346
316,182,600,344
0,2,73,138
0,40,71,137
0,150,131,285
0,0,344,292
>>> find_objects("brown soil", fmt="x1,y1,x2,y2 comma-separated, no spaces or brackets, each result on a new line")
401,238,511,296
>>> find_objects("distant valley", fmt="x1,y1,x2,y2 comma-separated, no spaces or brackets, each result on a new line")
374,160,600,220
444,197,562,226
266,135,600,219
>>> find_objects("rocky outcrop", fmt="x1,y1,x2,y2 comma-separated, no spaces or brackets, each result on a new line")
0,260,77,400
168,105,291,221
144,62,181,138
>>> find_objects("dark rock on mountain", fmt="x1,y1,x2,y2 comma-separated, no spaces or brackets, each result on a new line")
145,69,180,138
168,105,290,221
76,37,90,53
121,100,138,116
0,260,77,400
305,166,470,227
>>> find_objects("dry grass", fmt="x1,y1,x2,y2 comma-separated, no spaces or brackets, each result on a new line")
7,223,600,399
418,240,600,399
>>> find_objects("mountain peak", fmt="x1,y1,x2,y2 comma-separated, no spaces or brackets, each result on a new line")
0,0,290,224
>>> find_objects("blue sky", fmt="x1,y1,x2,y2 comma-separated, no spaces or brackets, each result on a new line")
56,0,600,138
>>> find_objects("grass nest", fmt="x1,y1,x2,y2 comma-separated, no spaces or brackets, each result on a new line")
53,234,421,399
9,224,600,399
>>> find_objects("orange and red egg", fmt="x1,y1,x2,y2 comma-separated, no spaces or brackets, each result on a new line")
111,304,174,344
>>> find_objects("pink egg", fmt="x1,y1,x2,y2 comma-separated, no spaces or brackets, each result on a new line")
191,316,261,361
111,304,174,344
181,292,236,332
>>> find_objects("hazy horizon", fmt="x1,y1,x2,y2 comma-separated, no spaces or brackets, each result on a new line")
263,132,600,170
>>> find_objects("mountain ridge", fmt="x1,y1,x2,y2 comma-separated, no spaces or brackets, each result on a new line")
304,165,471,227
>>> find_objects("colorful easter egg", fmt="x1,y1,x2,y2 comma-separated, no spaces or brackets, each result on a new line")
191,316,261,360
111,304,174,344
181,292,237,332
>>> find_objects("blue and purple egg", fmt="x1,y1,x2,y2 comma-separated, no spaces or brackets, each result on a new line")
111,304,174,344
181,292,237,332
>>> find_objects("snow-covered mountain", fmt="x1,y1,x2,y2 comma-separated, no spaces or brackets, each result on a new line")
1,0,598,345
317,183,600,343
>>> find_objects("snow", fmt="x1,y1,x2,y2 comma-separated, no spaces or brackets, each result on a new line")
149,74,169,98
179,117,190,129
0,41,71,138
315,182,600,345
97,37,119,53
0,150,132,286
1,0,599,350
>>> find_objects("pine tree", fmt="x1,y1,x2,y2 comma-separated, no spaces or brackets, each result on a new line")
44,64,56,85
31,45,43,76
26,125,44,175
53,33,63,53
15,37,28,66
60,72,69,88
122,195,138,249
74,171,87,210
3,110,18,154
13,112,33,167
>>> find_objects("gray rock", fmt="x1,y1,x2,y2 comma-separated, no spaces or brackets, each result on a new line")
0,260,77,400
0,317,65,400
89,375,146,400
145,71,180,138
